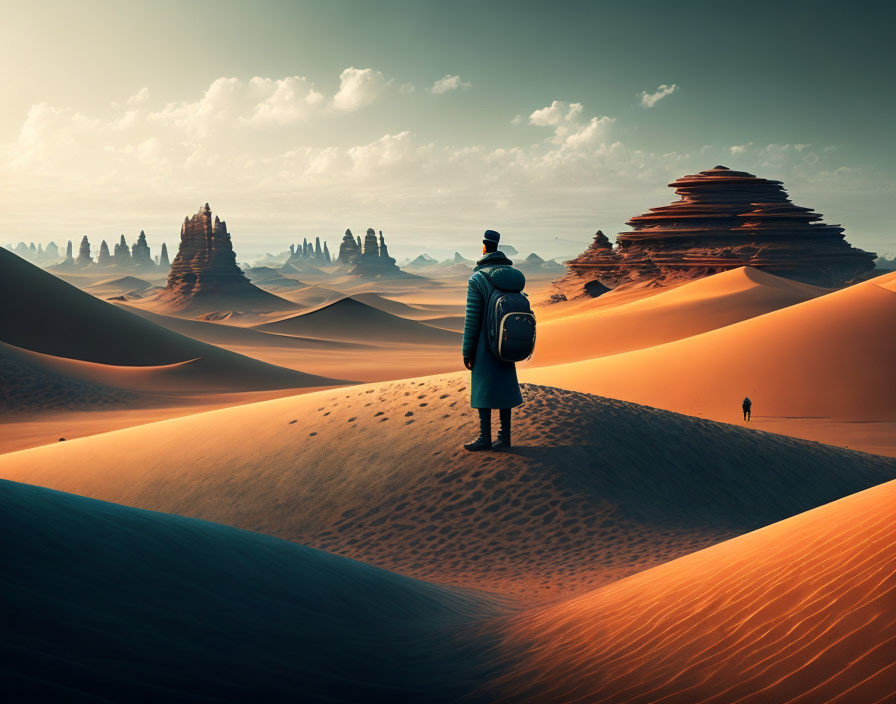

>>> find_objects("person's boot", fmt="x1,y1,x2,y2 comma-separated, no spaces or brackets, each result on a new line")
464,409,492,451
492,408,511,451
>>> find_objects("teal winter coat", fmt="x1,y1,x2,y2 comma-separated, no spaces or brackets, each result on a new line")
462,251,525,410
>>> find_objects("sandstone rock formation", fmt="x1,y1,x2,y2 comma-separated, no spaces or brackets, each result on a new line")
159,242,170,269
113,235,131,267
350,229,407,279
156,203,295,313
286,234,332,272
76,236,92,267
554,166,878,299
338,229,361,266
97,240,113,266
131,230,153,268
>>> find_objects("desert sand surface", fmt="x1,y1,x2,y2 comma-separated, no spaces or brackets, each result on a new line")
533,267,829,364
119,303,373,351
1,478,505,703
524,271,896,455
488,476,896,704
0,247,343,390
0,390,308,454
2,379,893,602
256,296,462,345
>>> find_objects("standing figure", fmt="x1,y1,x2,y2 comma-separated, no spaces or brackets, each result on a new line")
462,230,525,451
742,396,752,421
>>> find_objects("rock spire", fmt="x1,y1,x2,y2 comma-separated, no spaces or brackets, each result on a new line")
76,236,92,267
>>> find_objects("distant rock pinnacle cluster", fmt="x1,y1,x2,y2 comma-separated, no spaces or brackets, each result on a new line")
554,165,877,299
288,236,331,269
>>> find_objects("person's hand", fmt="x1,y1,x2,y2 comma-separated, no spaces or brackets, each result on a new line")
463,356,473,371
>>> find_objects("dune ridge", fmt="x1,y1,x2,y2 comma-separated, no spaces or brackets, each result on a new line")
533,267,828,365
2,379,893,601
0,247,342,391
486,476,896,703
0,478,504,703
526,271,896,423
255,296,461,345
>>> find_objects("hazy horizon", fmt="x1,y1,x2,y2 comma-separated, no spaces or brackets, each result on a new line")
2,0,894,260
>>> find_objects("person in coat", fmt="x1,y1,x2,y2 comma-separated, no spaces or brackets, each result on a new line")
742,396,752,421
462,229,524,451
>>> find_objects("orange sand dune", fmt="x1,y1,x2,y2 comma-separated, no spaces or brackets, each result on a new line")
488,476,896,704
353,292,466,320
2,380,893,601
120,303,374,351
278,284,349,307
0,340,142,413
1,478,504,702
525,272,896,443
256,297,462,345
0,247,340,390
533,267,828,365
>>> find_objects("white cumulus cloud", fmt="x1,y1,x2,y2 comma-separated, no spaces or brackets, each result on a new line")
431,74,471,94
330,67,390,112
639,83,678,108
528,100,613,147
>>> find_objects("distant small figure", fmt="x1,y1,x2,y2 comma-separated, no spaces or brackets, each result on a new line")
58,437,66,442
742,397,752,421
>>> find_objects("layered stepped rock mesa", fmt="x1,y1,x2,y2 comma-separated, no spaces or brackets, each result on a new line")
154,203,296,314
554,165,877,300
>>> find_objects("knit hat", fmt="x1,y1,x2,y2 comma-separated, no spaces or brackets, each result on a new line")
483,229,501,246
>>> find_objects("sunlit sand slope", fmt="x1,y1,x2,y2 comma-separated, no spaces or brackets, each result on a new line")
533,267,828,365
526,271,896,421
488,477,896,703
2,380,893,601
0,479,502,703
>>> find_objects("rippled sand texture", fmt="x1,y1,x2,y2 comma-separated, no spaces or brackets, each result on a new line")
488,477,896,703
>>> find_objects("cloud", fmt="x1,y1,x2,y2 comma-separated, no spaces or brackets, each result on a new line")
431,74,471,94
527,100,614,147
2,77,886,261
639,83,678,108
330,67,390,112
126,87,150,106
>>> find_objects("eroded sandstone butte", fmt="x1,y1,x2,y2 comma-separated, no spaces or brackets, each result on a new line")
155,203,293,313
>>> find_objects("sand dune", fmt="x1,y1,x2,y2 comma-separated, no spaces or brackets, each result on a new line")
421,315,466,332
278,284,350,307
533,267,828,365
353,291,435,318
526,271,896,427
2,379,893,601
1,478,503,702
0,341,142,413
121,303,374,351
488,476,896,704
0,247,339,390
256,297,462,345
89,274,153,293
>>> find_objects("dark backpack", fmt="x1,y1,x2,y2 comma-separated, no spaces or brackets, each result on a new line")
481,266,536,362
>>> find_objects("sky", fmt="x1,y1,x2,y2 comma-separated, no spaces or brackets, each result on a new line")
1,0,894,261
